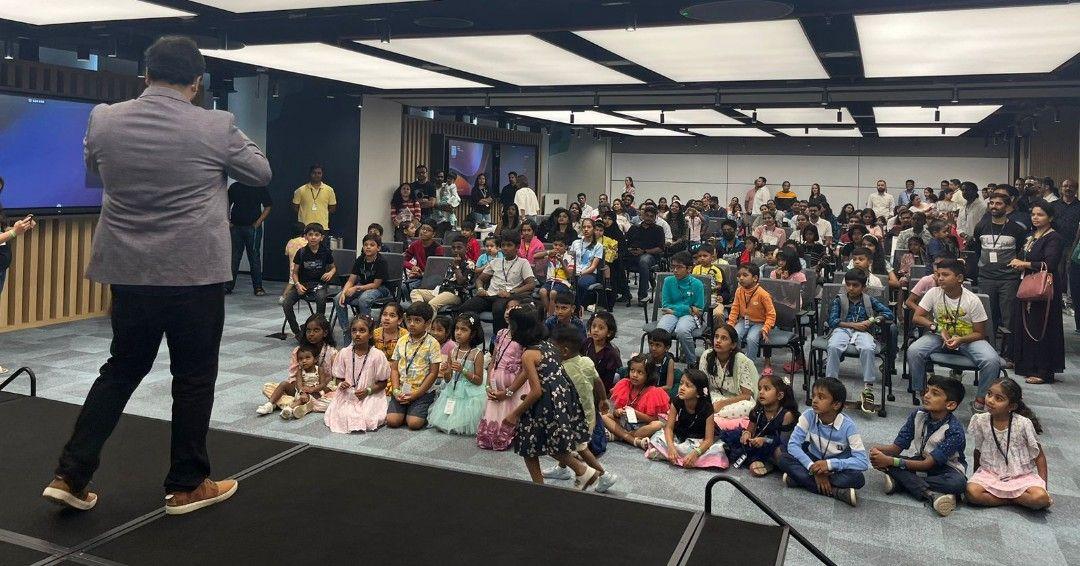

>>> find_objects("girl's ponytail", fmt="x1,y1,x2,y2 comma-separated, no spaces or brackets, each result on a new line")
1015,400,1043,435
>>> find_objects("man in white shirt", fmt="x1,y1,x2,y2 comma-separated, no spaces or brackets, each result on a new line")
867,179,896,219
747,176,770,212
654,214,674,243
577,192,597,219
956,181,987,241
807,203,833,245
513,174,540,216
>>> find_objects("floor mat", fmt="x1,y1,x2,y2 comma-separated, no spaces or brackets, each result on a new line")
0,396,299,548
91,447,697,566
684,514,789,565
0,540,51,566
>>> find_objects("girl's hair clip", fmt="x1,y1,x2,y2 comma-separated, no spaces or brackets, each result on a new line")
781,376,791,386
701,387,708,396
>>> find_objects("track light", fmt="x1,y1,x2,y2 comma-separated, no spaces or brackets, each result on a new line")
951,87,959,103
625,11,636,31
660,110,665,124
357,94,363,109
2,39,13,61
836,109,842,123
592,92,599,108
804,127,810,135
941,126,946,135
76,45,90,61
570,111,575,125
380,22,391,44
714,89,721,107
326,93,335,100
934,109,940,122
271,81,280,98
1052,107,1060,123
107,37,118,58
820,89,829,107
751,110,757,123
137,57,146,78
484,93,490,109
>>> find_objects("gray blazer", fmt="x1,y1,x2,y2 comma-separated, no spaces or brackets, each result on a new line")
85,85,272,286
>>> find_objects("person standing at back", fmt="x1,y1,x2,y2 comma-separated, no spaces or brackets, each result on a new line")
225,180,272,296
44,36,271,514
292,164,336,231
513,174,540,217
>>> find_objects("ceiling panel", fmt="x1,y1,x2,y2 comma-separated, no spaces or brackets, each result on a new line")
877,127,970,137
0,0,193,25
200,43,488,89
873,105,1002,124
688,128,773,137
856,4,1080,77
616,109,742,125
506,110,640,126
188,0,421,12
574,21,828,82
357,35,640,86
735,107,855,124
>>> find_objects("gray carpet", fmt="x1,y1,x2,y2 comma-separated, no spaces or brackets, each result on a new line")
1,276,1077,566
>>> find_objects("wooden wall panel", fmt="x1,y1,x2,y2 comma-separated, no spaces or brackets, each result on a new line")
1026,106,1080,183
0,59,143,332
399,116,545,222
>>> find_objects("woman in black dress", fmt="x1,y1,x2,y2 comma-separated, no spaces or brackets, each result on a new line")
1009,199,1065,385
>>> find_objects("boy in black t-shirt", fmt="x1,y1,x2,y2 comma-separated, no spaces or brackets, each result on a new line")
283,223,336,338
334,234,389,342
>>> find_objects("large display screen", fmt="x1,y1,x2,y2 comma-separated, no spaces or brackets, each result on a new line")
498,142,538,189
0,94,102,214
447,138,493,198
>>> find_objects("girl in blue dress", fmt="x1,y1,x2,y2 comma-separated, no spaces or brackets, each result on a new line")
429,313,487,435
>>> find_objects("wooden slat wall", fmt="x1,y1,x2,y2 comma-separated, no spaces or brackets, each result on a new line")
1026,106,1080,183
400,116,545,221
0,59,144,333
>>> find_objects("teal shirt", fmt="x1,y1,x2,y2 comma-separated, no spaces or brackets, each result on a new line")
661,274,706,317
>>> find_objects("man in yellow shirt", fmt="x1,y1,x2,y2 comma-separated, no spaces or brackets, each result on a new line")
291,164,337,230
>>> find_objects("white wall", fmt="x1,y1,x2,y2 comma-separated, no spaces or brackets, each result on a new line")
546,135,610,208
227,75,269,272
606,137,1010,211
357,96,403,245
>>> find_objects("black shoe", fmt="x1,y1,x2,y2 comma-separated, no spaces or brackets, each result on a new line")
224,287,234,295
254,288,266,296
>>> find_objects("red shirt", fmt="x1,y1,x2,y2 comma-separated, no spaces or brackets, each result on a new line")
466,237,481,262
404,239,444,270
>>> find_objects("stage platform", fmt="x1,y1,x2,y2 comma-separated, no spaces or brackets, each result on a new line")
0,394,791,566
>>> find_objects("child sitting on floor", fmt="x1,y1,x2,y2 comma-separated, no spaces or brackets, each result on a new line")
584,311,622,392
279,344,324,420
428,313,487,436
966,378,1053,510
372,302,403,361
324,315,390,433
602,354,670,450
646,328,677,397
387,302,442,430
869,375,967,517
430,315,457,386
646,369,727,469
778,377,869,507
699,324,758,421
721,373,798,477
258,314,338,416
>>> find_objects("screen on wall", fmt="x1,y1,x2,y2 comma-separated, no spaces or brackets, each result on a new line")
447,138,493,198
0,93,102,213
498,143,538,190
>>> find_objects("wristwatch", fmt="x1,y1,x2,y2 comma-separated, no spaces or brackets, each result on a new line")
929,323,939,334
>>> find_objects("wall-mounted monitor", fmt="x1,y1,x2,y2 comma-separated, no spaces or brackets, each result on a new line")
0,93,102,214
446,138,494,198
497,142,538,190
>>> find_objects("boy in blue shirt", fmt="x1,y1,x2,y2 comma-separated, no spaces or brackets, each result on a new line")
544,291,587,341
826,269,894,414
778,377,869,506
869,375,967,517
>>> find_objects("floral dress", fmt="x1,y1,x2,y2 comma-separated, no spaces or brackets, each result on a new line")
512,341,591,458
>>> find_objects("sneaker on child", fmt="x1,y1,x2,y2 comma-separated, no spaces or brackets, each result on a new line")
542,464,573,481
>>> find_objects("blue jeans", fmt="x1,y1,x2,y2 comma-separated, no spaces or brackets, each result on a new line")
658,313,700,364
735,319,764,359
576,273,598,307
471,211,492,226
335,286,390,339
885,466,967,498
777,450,866,494
907,334,1001,400
228,225,262,291
826,328,878,383
626,253,658,300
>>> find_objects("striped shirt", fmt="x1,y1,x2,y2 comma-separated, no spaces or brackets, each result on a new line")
787,409,869,472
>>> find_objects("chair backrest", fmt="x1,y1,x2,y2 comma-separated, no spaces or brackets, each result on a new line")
650,272,713,323
758,278,800,331
332,249,357,283
443,230,462,245
800,268,817,310
706,218,724,237
762,265,776,279
891,248,905,270
819,282,886,333
384,241,404,253
380,252,405,296
976,292,995,337
909,264,927,280
718,264,736,299
418,256,455,290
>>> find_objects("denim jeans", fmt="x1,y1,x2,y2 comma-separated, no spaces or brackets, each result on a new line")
734,319,764,359
56,284,225,493
282,284,329,336
1069,261,1080,330
658,313,700,364
335,286,390,339
978,277,1019,343
907,334,1001,399
777,450,866,494
884,466,967,497
825,328,878,383
625,253,658,300
228,225,262,291
576,273,599,308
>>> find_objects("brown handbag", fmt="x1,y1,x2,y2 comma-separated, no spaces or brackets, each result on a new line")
1017,265,1053,341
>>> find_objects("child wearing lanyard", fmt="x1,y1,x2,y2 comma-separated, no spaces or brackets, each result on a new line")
429,314,487,436
324,315,391,433
725,263,776,369
477,298,529,451
386,302,442,430
721,373,798,477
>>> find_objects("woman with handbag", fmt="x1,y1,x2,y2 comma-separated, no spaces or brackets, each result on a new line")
1009,199,1065,385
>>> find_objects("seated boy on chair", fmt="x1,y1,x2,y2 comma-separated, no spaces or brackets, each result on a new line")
826,269,894,414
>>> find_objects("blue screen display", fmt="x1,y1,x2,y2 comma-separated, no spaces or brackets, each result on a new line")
0,94,102,212
447,138,493,198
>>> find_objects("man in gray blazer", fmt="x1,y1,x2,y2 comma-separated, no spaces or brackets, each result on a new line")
43,36,272,515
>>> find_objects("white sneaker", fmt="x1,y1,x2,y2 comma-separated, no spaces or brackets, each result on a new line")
292,402,311,419
542,464,573,480
594,472,618,493
931,492,956,517
256,402,275,415
573,466,600,491
833,487,858,507
280,407,294,420
882,473,896,495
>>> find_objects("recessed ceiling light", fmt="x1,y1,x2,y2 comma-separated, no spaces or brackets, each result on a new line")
506,110,641,126
186,0,422,13
688,128,773,137
877,127,969,137
357,35,640,86
873,105,1001,124
599,127,692,137
777,127,862,137
200,43,488,89
735,107,854,124
0,0,193,25
616,109,742,125
575,20,827,82
856,4,1080,77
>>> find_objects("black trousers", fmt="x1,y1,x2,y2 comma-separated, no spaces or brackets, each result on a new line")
458,293,526,334
56,284,225,493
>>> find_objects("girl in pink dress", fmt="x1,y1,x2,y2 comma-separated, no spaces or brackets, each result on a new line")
966,378,1053,510
477,298,530,450
324,315,390,433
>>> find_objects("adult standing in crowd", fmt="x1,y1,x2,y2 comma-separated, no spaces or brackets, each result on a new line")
0,176,38,374
469,172,494,226
1054,179,1079,324
291,164,336,231
45,36,272,514
1010,199,1064,385
774,181,797,212
867,179,895,220
971,193,1025,344
513,174,540,217
498,171,517,210
747,176,770,213
225,181,271,296
411,164,435,203
897,179,917,207
956,181,987,244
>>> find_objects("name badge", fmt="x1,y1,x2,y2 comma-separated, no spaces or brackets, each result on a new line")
311,203,319,211
443,399,456,415
989,252,998,263
625,407,638,425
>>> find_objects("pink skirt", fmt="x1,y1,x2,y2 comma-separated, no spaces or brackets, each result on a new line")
969,468,1046,499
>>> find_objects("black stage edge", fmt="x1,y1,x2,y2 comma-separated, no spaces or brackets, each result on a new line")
0,395,300,549
0,391,23,404
0,539,49,566
1,396,790,566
